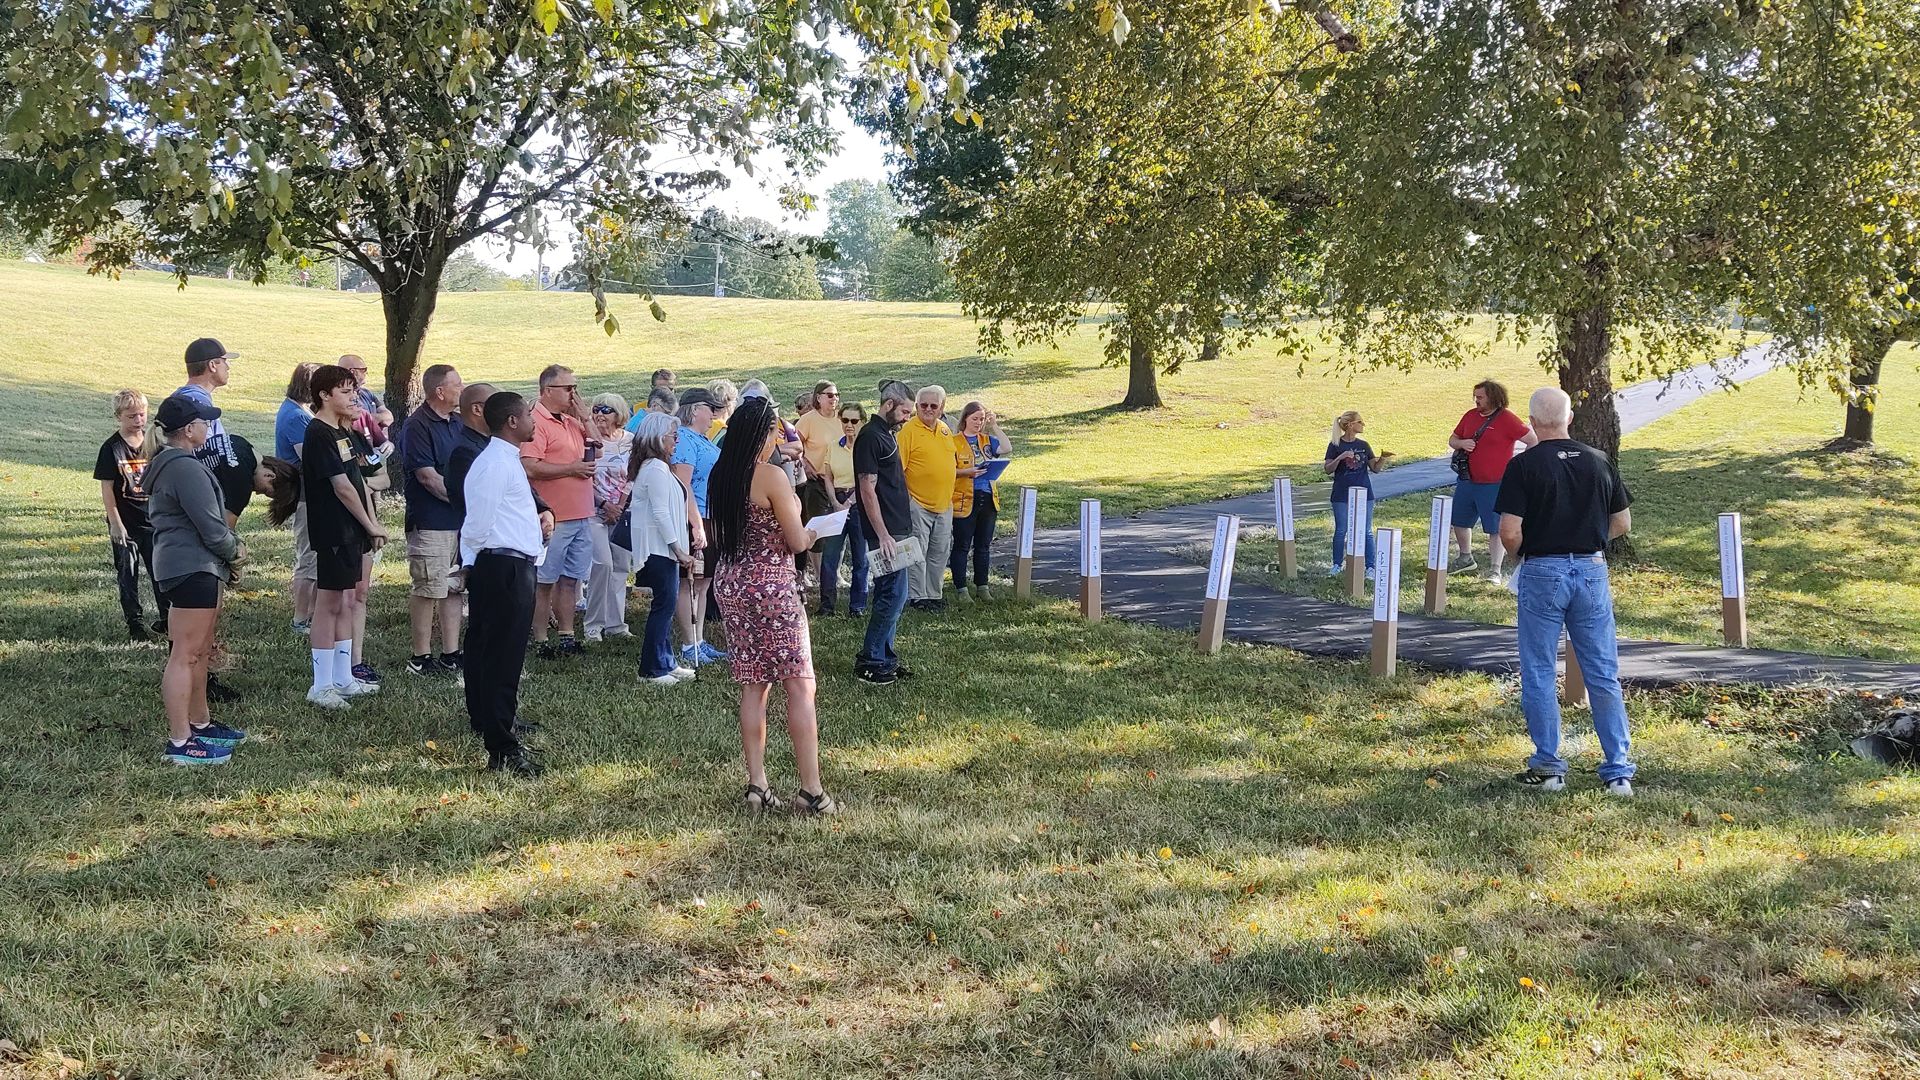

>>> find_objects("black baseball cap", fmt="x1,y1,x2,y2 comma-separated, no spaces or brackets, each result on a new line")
677,387,717,409
185,338,239,367
156,393,221,432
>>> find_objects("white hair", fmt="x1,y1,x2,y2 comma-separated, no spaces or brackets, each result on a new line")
632,411,680,461
917,384,947,404
1528,387,1573,429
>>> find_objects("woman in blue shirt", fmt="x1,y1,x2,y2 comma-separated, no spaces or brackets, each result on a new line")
1325,410,1392,576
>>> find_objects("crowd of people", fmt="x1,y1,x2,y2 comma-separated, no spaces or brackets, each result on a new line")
103,344,1016,812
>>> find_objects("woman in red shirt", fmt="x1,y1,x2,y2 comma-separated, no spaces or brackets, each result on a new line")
1446,379,1537,584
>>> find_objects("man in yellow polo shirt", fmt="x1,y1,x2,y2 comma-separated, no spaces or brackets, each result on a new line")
898,384,969,611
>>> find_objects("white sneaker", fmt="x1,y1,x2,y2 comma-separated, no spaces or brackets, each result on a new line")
307,686,350,710
1605,778,1634,798
667,666,697,682
337,678,380,697
584,631,603,644
643,673,684,686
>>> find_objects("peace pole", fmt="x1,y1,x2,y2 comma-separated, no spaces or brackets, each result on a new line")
1197,514,1240,654
1013,486,1038,599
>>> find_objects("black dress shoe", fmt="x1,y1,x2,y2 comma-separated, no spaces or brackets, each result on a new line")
486,749,544,777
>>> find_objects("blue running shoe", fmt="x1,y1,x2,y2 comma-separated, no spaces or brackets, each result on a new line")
164,736,233,766
190,721,248,747
351,662,382,684
697,642,728,664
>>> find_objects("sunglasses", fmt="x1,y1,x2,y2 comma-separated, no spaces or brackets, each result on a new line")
840,416,860,424
591,404,616,414
917,402,942,410
550,384,580,391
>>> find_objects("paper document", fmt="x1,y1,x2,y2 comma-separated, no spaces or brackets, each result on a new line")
806,509,849,539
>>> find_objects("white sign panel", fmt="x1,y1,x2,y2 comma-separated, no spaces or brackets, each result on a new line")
1273,478,1295,541
1346,488,1367,557
1205,514,1241,601
1427,496,1452,569
1718,512,1745,598
1372,528,1403,623
1079,499,1102,577
1017,487,1038,559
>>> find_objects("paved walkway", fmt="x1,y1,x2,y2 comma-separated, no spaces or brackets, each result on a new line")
1021,344,1920,693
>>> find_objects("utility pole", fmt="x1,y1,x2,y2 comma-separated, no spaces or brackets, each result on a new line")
713,240,725,298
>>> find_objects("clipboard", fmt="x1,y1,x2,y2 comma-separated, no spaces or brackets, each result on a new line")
975,458,1011,485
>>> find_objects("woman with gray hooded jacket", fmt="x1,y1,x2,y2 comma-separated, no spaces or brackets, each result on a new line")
144,393,249,766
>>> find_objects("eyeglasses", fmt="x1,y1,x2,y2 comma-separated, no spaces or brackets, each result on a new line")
591,404,616,414
840,416,860,425
551,383,579,391
917,402,941,410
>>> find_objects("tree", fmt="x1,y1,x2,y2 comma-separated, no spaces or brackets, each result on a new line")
583,209,824,300
946,0,1351,407
1317,0,1919,459
440,250,511,292
0,0,959,409
820,179,903,297
874,230,956,301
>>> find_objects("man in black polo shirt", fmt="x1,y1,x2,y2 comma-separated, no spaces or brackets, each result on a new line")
854,379,918,685
1495,387,1637,797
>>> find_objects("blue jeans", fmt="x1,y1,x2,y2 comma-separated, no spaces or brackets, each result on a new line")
819,499,869,614
1330,489,1375,572
857,567,910,675
635,554,681,677
1516,555,1636,782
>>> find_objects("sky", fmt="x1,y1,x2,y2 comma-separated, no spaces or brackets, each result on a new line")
472,105,897,277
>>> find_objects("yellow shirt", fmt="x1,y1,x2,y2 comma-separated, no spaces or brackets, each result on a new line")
795,409,841,478
708,419,726,440
828,434,856,492
898,417,962,511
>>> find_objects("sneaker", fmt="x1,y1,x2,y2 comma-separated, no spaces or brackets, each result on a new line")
306,685,350,710
337,678,381,697
1447,553,1478,576
848,608,866,618
435,652,464,676
855,668,898,686
558,636,586,657
1514,769,1566,792
351,662,382,684
190,720,248,747
696,642,727,664
602,626,632,639
893,663,916,680
205,675,241,703
164,736,233,766
643,673,684,686
973,585,991,601
537,640,562,660
667,666,697,682
406,654,437,676
151,619,169,635
952,589,973,605
127,621,150,642
290,619,312,637
584,631,603,644
1605,778,1634,798
1485,572,1505,588
487,749,544,777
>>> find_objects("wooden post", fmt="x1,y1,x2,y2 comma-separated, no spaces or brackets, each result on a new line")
1370,527,1403,678
1013,486,1037,599
1273,477,1297,580
1424,494,1452,615
1343,487,1368,600
1078,498,1102,623
1197,514,1240,654
1718,512,1748,647
1561,635,1588,708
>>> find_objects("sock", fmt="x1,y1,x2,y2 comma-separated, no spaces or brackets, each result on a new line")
333,640,354,687
311,648,332,692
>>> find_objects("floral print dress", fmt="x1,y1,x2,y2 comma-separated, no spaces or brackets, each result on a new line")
713,502,814,684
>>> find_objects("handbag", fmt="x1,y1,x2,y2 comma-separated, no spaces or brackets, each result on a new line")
610,506,633,551
1450,411,1500,481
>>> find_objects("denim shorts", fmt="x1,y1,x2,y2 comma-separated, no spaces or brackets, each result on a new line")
538,516,594,584
1450,480,1502,533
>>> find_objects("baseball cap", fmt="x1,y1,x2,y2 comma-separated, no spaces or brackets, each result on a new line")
677,387,717,409
156,392,221,432
185,338,239,367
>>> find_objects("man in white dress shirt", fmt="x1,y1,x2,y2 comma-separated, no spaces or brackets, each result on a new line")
459,392,548,776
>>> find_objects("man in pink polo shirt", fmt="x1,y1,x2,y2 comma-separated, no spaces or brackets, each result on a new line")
522,364,598,657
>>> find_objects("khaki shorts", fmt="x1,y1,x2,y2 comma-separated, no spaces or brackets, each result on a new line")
406,529,461,598
292,499,318,582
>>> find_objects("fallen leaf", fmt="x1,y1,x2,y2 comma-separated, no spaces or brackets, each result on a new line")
1157,846,1173,860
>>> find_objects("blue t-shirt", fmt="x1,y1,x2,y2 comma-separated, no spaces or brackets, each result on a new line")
961,433,1002,491
274,398,311,462
669,428,721,516
399,405,465,532
1327,438,1374,496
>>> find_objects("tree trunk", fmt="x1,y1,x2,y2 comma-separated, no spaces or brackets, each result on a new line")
1843,328,1894,444
1198,332,1222,362
378,248,449,420
1122,311,1163,408
1556,299,1621,460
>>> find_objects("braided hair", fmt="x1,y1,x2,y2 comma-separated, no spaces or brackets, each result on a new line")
706,395,776,562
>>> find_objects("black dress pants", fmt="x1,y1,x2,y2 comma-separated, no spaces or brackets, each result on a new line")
463,552,535,755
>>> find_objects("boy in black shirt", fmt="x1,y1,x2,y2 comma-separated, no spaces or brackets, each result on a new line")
95,389,167,638
302,364,389,709
1494,387,1637,797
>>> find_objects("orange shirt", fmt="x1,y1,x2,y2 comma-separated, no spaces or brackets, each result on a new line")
521,403,593,521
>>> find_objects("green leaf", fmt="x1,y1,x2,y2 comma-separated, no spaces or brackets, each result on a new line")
532,0,560,35
649,300,666,321
602,313,620,336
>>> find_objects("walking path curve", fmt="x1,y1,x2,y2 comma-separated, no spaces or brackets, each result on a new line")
1021,343,1920,693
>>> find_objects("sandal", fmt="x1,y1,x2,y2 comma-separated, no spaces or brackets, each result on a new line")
794,788,840,816
744,784,783,815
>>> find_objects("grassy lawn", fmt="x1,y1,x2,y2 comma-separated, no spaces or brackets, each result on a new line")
0,260,1748,526
2,369,1919,1077
1195,347,1920,662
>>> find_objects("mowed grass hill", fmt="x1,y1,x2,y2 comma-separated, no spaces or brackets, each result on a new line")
1,259,1720,524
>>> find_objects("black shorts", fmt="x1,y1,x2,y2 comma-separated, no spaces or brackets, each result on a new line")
160,571,223,609
315,539,368,591
700,516,719,578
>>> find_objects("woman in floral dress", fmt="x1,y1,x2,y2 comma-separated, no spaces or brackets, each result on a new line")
707,397,837,815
